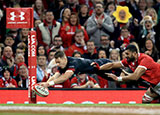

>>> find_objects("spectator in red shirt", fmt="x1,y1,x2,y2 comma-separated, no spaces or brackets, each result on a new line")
0,67,17,88
71,73,100,88
58,8,71,27
117,26,135,51
60,12,89,48
65,29,87,56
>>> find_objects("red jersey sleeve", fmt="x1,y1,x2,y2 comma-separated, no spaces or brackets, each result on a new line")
89,76,98,84
0,79,4,87
138,57,153,70
71,77,78,88
121,58,129,67
12,79,18,88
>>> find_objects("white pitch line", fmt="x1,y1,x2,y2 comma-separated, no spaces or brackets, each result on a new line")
0,106,160,115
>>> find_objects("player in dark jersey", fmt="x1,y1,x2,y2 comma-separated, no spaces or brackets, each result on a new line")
40,50,116,88
94,44,160,103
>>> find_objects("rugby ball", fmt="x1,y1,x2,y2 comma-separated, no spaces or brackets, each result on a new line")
33,84,49,97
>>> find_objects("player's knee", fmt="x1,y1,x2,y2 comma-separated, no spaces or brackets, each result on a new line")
142,93,154,103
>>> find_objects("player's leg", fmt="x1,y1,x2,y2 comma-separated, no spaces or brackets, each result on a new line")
142,83,160,103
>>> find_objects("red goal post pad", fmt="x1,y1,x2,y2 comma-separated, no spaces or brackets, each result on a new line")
6,8,34,28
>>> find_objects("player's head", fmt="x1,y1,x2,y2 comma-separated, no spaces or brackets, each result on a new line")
54,51,67,69
125,44,138,62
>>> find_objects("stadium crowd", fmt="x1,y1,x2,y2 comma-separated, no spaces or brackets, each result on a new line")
0,0,160,89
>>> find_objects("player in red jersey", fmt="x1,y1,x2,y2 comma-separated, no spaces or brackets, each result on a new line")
93,44,160,103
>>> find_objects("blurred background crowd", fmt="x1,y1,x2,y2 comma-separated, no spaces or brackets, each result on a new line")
0,0,160,89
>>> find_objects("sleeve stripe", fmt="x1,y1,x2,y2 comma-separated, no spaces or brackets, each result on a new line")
120,61,124,67
71,83,78,87
94,83,99,86
66,70,74,73
138,65,147,70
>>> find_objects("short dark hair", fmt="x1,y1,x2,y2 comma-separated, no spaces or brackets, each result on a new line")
45,10,54,15
94,2,104,8
54,51,65,59
5,34,14,39
72,51,82,57
121,25,130,32
2,67,11,77
126,44,138,53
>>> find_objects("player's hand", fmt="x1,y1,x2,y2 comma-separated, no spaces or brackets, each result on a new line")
91,62,100,70
105,73,118,81
39,82,50,88
88,81,94,88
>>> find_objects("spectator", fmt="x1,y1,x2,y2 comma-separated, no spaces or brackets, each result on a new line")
33,0,46,20
145,8,158,26
66,0,80,13
86,2,114,47
109,48,121,62
138,0,147,18
47,49,56,64
108,48,121,88
7,28,19,40
4,34,16,53
13,54,25,77
0,46,14,76
98,49,107,59
34,19,42,30
37,55,47,82
15,64,28,88
60,12,89,48
16,28,29,46
65,29,87,56
0,67,17,88
97,49,109,88
117,26,135,51
16,42,28,65
105,1,116,20
145,8,160,51
97,35,113,58
71,73,100,88
146,0,155,8
138,15,157,50
37,45,47,57
58,8,71,26
15,47,25,56
83,41,98,59
72,51,82,58
78,4,89,26
49,35,64,52
49,0,67,20
37,10,61,50
141,38,159,62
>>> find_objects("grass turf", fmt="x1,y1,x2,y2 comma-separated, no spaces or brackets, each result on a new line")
0,103,160,107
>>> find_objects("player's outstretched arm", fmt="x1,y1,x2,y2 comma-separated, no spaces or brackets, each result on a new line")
40,72,61,88
47,70,74,87
106,66,146,82
100,62,122,70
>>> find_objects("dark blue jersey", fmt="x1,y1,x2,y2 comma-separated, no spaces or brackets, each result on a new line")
58,57,112,75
